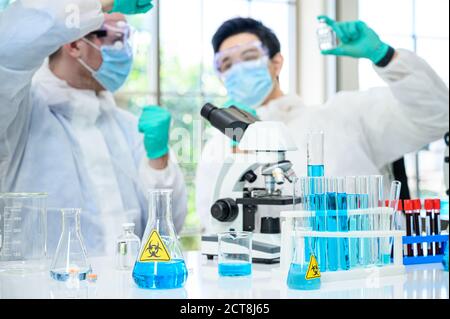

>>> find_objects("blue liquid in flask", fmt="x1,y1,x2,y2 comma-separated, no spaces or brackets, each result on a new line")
287,263,321,290
219,262,252,277
132,259,188,289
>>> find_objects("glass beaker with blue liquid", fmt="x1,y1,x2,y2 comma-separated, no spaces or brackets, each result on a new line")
132,189,188,289
218,231,252,277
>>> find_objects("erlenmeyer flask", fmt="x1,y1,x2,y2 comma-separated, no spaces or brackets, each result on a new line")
132,189,188,289
50,209,91,281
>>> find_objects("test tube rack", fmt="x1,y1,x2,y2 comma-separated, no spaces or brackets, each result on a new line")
402,234,449,265
279,209,406,283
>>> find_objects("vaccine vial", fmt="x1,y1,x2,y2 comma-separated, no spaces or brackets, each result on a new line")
317,18,337,51
116,223,141,270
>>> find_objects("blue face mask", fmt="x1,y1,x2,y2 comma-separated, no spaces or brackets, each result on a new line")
223,57,274,109
78,39,133,92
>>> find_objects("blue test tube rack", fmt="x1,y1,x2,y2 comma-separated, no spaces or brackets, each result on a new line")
402,235,449,265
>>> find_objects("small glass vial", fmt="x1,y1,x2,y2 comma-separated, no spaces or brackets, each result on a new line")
116,223,141,270
317,18,337,51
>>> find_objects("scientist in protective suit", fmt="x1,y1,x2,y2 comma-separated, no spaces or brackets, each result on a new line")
196,17,449,232
0,0,187,255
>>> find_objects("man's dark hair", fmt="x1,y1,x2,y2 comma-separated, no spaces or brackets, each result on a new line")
212,17,281,58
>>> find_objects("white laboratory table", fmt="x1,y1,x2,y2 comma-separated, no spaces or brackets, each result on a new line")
0,251,448,299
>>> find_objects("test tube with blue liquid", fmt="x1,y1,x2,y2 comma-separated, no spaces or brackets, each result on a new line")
307,132,327,271
345,177,359,268
336,177,350,270
383,181,402,265
325,177,339,271
218,231,252,277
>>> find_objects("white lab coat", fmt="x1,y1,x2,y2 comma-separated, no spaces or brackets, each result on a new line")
196,49,449,232
0,0,188,256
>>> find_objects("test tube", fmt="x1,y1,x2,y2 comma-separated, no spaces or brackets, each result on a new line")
310,177,327,271
345,176,359,268
356,176,371,267
336,177,350,271
433,199,442,254
369,175,383,266
404,200,415,257
388,181,402,231
326,177,339,272
413,199,423,256
307,132,324,177
424,200,434,256
383,181,401,265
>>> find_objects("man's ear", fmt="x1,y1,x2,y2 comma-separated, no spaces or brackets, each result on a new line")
64,40,85,59
270,53,284,78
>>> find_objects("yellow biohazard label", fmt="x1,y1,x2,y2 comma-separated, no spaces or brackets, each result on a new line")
305,255,321,280
139,230,171,262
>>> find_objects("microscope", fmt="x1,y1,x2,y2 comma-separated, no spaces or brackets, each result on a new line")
200,103,300,264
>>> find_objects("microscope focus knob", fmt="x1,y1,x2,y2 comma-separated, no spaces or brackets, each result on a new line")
211,199,239,222
243,170,258,183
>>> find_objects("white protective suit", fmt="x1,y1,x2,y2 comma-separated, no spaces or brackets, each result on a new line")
0,0,188,256
196,49,449,232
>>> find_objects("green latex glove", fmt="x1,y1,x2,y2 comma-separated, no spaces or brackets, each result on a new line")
318,15,390,64
223,100,258,148
111,0,154,14
138,106,171,160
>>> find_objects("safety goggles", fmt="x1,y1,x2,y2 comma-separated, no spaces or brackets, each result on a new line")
214,41,269,74
88,20,134,50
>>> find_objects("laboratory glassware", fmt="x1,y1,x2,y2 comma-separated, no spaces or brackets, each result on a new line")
50,209,92,281
287,209,321,290
346,176,359,268
336,177,350,270
325,177,339,271
317,18,337,51
356,176,371,266
0,193,47,273
307,131,325,177
132,189,188,289
218,231,252,277
382,181,401,265
116,223,141,270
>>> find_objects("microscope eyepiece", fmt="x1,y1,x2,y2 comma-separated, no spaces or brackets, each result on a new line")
200,103,258,142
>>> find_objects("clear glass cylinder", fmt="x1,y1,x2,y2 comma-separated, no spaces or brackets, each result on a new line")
50,209,91,281
307,132,325,177
0,193,47,274
132,189,188,289
116,223,141,271
346,176,360,268
218,231,252,277
356,176,371,267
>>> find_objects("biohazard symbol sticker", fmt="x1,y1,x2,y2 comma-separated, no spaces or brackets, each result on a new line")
305,255,321,280
139,230,171,262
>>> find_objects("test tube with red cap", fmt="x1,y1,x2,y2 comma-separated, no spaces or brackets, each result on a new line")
413,199,423,256
404,200,415,257
433,199,442,254
424,199,434,256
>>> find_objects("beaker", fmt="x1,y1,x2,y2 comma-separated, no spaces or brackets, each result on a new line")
116,223,141,271
218,231,252,277
132,189,188,289
50,209,92,281
0,193,47,274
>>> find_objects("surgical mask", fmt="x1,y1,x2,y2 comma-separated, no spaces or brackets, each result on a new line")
78,39,133,92
223,57,274,109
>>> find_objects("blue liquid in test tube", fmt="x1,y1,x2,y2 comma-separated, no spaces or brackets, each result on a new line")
326,192,339,272
337,193,350,270
308,165,324,178
315,193,327,271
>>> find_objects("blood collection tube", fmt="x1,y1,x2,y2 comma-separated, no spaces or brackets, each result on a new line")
433,199,442,254
424,199,434,256
404,200,414,257
413,199,423,256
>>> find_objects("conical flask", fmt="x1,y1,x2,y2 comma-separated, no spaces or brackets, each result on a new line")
50,209,92,281
132,189,188,289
